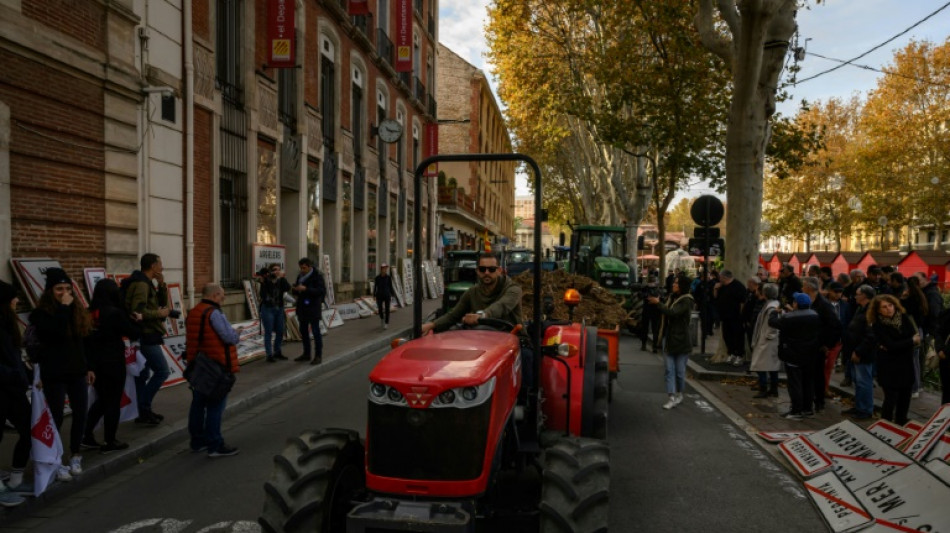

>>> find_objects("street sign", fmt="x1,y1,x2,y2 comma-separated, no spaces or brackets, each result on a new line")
757,431,814,443
902,404,950,461
693,227,720,240
853,464,950,531
867,419,915,449
779,435,833,478
690,195,724,227
688,238,724,257
803,471,873,533
807,421,911,491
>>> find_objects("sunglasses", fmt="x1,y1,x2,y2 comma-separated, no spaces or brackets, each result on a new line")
478,266,499,273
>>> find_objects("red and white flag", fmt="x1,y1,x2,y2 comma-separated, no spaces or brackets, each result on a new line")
118,372,139,423
30,365,63,496
125,341,146,377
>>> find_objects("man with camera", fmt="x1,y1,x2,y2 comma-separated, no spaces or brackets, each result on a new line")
122,253,176,425
639,279,662,353
256,263,291,362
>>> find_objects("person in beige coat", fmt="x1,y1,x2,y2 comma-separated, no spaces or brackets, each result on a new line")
750,283,782,398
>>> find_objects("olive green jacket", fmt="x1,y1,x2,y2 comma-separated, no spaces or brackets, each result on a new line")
656,293,694,355
433,276,524,334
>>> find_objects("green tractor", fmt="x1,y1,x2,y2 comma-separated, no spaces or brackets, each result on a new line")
439,249,480,314
568,225,634,304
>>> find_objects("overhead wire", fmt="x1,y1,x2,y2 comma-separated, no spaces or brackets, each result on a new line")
805,51,950,89
793,0,950,85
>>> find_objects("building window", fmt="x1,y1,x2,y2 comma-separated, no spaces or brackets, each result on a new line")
320,37,336,149
342,174,352,283
219,106,249,288
161,94,176,123
307,163,321,259
352,68,363,164
368,185,378,278
278,67,297,129
412,123,420,171
257,147,278,243
396,109,405,174
407,201,414,257
377,94,387,179
377,0,389,33
216,0,243,103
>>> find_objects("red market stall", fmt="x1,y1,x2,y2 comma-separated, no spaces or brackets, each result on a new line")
831,252,864,277
855,251,904,272
896,251,950,289
765,253,782,279
803,252,838,270
787,253,803,274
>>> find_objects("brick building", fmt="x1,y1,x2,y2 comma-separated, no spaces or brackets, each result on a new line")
435,43,514,253
1,0,439,318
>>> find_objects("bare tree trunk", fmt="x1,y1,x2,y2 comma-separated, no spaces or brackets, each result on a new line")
695,0,797,282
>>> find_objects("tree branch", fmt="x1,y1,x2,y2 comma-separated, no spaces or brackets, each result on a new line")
694,0,733,64
716,0,741,39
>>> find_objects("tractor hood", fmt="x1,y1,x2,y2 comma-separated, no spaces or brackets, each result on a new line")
594,256,629,273
370,330,521,394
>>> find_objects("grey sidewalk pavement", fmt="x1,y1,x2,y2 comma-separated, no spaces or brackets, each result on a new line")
682,332,945,434
0,299,440,521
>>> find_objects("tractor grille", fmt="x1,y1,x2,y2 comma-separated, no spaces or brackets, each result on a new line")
367,401,491,481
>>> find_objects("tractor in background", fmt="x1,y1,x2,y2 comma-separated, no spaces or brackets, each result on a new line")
439,249,480,315
259,154,611,533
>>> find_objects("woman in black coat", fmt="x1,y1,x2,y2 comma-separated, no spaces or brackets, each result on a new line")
867,294,920,426
0,280,31,498
29,268,93,479
84,279,141,453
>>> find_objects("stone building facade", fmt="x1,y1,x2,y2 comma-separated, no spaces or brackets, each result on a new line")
435,43,514,252
1,0,439,319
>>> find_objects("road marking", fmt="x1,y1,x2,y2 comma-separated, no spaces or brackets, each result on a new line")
109,519,192,533
108,520,260,533
692,398,715,413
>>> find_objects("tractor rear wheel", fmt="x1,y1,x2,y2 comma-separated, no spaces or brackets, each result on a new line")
259,428,365,533
591,338,610,440
539,437,610,533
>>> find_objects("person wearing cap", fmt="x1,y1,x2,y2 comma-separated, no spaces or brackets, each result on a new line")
29,268,93,480
768,292,822,420
0,280,31,503
373,264,395,330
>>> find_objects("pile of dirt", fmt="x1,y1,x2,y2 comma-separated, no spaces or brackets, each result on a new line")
511,270,633,330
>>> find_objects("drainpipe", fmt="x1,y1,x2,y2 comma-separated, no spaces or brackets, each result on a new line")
139,0,151,254
184,0,195,307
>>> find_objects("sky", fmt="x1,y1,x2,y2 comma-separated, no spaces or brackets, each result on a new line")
438,0,950,198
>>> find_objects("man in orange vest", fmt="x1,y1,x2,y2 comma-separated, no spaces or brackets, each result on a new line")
185,283,240,457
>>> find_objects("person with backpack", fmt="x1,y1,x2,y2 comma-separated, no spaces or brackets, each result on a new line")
84,279,141,453
29,268,93,481
0,280,31,504
122,253,173,425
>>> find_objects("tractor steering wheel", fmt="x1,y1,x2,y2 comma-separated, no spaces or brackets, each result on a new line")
460,317,517,333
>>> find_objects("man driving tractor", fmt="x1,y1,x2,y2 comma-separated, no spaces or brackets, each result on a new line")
422,251,534,386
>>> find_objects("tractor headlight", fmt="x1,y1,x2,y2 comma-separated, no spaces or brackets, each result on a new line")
604,279,615,286
621,280,630,287
438,390,456,404
448,294,458,303
388,387,405,403
431,378,496,408
368,382,408,406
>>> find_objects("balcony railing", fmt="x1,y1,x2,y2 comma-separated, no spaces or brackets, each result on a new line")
426,93,437,118
413,76,425,102
352,14,369,35
438,186,484,218
377,29,394,67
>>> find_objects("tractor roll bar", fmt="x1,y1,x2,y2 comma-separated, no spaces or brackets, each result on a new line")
412,153,543,369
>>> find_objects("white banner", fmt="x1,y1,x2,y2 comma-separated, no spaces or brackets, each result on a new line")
30,365,63,496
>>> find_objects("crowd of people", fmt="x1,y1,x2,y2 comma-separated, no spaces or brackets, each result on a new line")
0,253,331,505
650,263,950,421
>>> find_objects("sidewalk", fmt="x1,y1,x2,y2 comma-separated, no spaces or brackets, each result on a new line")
684,333,944,434
0,299,440,520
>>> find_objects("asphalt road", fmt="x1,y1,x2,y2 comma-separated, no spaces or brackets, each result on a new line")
9,335,827,533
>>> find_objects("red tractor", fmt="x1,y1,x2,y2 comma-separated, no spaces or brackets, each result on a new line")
259,154,611,532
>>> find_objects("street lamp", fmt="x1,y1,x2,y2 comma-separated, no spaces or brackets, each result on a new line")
878,215,888,251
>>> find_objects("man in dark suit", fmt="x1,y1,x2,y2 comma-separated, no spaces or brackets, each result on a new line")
292,257,327,365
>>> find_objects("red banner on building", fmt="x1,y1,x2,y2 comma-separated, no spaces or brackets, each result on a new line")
424,123,439,177
395,0,412,72
267,0,296,68
348,0,369,15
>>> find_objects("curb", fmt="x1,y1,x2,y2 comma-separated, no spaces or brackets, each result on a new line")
1,326,412,522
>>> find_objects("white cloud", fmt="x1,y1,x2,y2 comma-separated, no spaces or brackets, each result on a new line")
438,0,492,71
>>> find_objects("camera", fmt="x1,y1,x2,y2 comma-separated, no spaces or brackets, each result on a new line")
168,309,181,319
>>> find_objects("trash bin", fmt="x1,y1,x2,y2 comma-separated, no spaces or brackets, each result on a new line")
689,311,700,347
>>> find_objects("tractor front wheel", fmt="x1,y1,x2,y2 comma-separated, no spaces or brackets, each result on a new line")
259,428,365,533
539,437,610,533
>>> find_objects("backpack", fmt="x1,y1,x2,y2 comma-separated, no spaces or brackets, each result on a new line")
23,324,42,362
